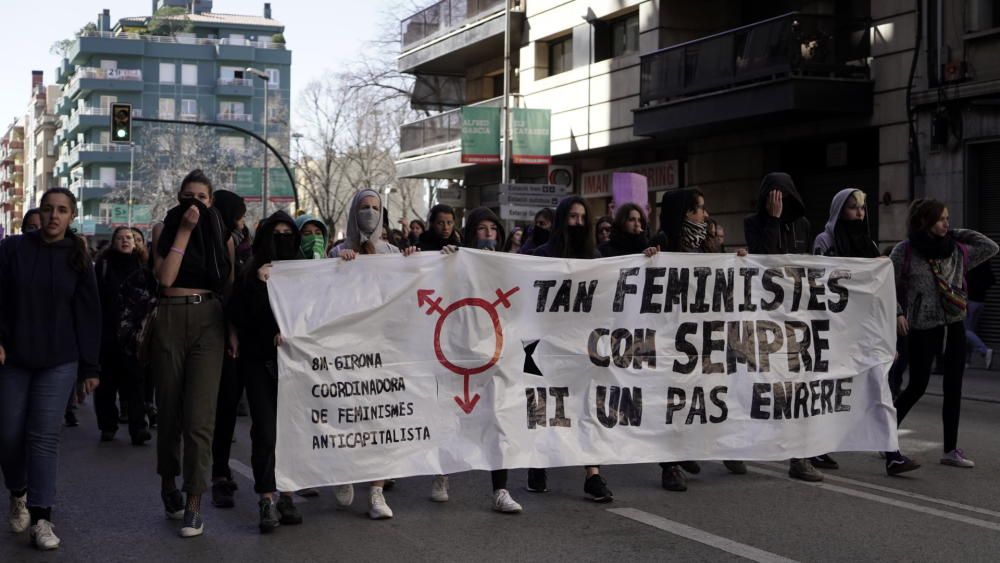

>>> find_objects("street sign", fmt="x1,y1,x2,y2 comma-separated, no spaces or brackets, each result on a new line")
461,106,501,164
110,204,152,226
500,204,544,221
236,168,295,203
498,193,561,207
511,108,551,165
501,183,571,196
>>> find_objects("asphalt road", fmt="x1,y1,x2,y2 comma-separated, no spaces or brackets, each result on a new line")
3,371,999,562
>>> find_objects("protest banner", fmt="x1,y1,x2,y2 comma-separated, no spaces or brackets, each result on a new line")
268,251,898,489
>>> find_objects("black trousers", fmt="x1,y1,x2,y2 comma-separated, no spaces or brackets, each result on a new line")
211,354,245,480
895,321,966,452
94,349,147,436
245,359,279,494
888,334,909,399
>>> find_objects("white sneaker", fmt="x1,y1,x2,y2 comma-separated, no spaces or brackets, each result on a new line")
368,487,393,520
985,349,994,370
492,489,523,513
8,492,29,533
941,449,975,468
334,484,355,507
30,520,60,550
430,475,449,502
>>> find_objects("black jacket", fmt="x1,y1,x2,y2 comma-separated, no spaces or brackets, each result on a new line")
227,211,300,362
417,229,461,252
462,207,506,249
968,261,996,303
95,251,143,355
744,172,811,255
0,232,101,379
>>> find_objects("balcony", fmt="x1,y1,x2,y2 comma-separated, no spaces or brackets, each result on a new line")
397,96,502,179
66,107,142,136
66,67,144,98
633,12,873,140
70,143,134,165
398,0,522,74
216,77,254,96
217,112,254,123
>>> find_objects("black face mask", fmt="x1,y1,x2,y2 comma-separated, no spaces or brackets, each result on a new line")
273,232,298,260
567,225,587,246
531,227,550,245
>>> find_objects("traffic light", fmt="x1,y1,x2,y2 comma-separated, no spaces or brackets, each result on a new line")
110,103,132,144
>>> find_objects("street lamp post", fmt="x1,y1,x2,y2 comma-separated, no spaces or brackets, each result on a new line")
246,67,270,216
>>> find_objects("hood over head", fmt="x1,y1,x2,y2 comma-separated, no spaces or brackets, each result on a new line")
251,210,300,265
462,207,506,250
756,172,805,223
295,213,329,244
344,189,384,251
211,190,247,235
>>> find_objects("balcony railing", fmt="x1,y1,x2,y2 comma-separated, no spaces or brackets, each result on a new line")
401,0,505,49
72,179,137,189
75,67,143,81
217,112,253,122
77,106,143,117
217,78,253,87
77,30,286,50
639,12,870,108
400,95,503,154
71,143,135,156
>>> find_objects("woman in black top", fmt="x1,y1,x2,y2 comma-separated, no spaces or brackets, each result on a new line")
0,187,101,550
150,170,232,538
94,226,151,446
417,204,461,251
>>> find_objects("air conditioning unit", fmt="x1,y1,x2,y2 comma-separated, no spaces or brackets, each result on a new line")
547,165,573,188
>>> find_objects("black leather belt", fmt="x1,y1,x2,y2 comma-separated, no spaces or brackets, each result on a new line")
159,293,216,305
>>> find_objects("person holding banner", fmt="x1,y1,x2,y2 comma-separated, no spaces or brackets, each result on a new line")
890,199,998,472
417,204,461,252
331,189,416,519
745,172,824,482
296,214,329,260
228,211,305,533
530,196,614,503
151,170,232,537
596,203,658,258
429,207,524,513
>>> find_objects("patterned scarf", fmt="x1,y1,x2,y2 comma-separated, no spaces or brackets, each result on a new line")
680,219,708,252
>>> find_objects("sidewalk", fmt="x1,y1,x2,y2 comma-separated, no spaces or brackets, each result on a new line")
926,366,1000,403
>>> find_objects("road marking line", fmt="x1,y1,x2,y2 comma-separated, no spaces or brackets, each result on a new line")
609,507,799,563
752,462,1000,519
746,465,1000,532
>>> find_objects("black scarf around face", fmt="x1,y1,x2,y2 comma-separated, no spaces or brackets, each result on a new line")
610,229,649,254
157,198,231,292
834,220,879,258
908,229,955,260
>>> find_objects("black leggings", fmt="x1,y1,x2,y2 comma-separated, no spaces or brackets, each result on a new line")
895,321,966,452
245,359,279,494
212,355,245,480
491,470,507,490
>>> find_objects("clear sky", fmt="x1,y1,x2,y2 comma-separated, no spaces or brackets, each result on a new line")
0,0,401,131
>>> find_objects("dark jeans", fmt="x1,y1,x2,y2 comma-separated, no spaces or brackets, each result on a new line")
94,349,147,436
150,299,225,495
245,359,278,494
211,354,245,480
0,362,78,508
895,321,966,452
491,470,507,490
888,334,909,399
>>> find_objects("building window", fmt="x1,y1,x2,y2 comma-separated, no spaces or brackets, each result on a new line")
159,63,176,84
219,101,245,115
548,35,573,76
158,98,175,119
595,11,639,62
181,64,198,86
181,99,197,118
266,68,280,89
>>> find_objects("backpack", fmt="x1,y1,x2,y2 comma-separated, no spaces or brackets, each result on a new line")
117,267,160,363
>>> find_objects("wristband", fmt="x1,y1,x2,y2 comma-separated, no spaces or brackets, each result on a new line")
170,246,185,256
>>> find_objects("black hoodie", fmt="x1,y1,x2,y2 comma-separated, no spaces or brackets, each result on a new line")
744,172,811,255
227,211,300,362
0,231,101,380
462,207,506,250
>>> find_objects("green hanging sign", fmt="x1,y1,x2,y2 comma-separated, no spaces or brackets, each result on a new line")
511,108,551,165
461,106,501,164
235,168,295,202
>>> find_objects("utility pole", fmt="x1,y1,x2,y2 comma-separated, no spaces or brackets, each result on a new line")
128,142,135,227
247,67,271,216
501,0,512,187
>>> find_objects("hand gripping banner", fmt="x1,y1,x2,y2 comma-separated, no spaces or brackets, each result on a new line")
268,250,899,489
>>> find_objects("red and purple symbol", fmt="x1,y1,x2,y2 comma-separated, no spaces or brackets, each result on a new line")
417,287,520,413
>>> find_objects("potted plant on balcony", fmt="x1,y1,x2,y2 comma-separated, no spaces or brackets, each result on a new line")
272,33,286,45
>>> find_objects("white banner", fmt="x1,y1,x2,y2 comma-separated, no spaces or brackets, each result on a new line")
269,251,898,490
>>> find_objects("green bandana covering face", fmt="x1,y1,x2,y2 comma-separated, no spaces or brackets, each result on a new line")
301,234,326,259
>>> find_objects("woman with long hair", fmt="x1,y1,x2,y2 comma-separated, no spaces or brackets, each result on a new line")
150,170,233,537
889,199,997,473
597,203,659,258
0,187,101,549
93,226,151,446
417,204,461,251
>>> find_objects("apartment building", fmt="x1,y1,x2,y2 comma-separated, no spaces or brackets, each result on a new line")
52,1,291,238
0,121,26,235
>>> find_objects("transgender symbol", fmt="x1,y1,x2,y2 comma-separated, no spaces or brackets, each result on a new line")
416,286,520,413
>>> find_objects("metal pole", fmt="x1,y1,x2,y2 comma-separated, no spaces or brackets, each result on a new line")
262,77,270,217
128,142,134,227
501,0,512,187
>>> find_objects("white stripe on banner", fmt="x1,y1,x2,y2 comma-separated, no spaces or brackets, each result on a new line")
609,508,799,563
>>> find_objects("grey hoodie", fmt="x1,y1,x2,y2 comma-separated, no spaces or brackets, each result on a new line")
813,188,878,257
329,189,400,257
